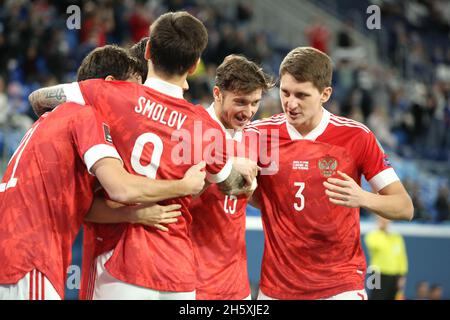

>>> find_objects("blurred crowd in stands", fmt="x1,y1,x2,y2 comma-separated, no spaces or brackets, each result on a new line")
0,0,449,222
413,281,444,300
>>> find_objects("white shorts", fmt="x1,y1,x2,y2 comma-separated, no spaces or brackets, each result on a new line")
258,288,367,300
90,250,196,300
322,289,367,300
0,269,61,300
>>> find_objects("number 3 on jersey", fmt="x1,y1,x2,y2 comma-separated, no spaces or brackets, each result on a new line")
294,182,305,212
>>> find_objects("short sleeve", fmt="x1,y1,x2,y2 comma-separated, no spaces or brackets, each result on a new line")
70,105,122,175
243,125,280,176
198,116,232,183
63,82,86,105
63,79,106,107
360,131,399,192
241,128,261,164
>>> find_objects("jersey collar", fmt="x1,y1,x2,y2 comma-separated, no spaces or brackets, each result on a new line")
207,103,243,142
143,77,184,99
286,107,330,141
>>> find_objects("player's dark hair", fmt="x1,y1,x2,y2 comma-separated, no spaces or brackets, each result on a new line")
148,11,208,77
280,47,332,92
215,55,274,94
129,37,149,82
77,45,144,82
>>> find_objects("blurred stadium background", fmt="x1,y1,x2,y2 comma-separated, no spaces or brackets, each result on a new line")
0,0,449,300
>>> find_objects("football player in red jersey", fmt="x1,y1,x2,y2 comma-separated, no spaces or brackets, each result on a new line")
128,36,190,91
28,12,258,299
0,48,206,300
245,47,413,300
189,55,273,300
77,53,265,301
71,44,209,300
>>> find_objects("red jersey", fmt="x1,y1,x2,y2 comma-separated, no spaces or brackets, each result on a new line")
244,109,399,299
189,104,250,300
0,103,121,298
79,190,126,300
64,78,232,292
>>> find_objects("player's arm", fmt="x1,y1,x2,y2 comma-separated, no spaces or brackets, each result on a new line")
91,158,206,204
85,195,181,232
248,197,261,209
248,184,262,209
28,85,67,116
324,171,413,221
29,80,93,116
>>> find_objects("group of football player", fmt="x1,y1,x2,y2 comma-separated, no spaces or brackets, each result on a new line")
0,11,413,300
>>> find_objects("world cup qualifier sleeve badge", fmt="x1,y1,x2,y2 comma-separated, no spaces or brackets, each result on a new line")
318,155,338,178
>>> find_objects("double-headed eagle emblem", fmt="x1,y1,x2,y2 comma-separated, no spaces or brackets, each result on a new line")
318,156,338,177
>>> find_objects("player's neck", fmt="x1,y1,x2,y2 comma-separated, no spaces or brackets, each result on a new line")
213,103,228,128
146,68,188,91
293,107,324,136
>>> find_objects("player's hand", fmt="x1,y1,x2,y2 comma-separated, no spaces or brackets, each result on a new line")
130,203,182,232
243,178,258,198
232,157,259,186
323,171,368,208
182,161,206,195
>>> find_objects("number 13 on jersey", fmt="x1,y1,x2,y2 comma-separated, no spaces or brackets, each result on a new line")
294,182,305,212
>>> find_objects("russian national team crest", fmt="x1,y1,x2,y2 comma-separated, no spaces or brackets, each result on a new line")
318,156,338,177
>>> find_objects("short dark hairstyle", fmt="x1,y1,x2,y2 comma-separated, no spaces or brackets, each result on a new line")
215,55,274,94
77,45,144,81
149,11,208,77
280,47,333,92
129,37,149,82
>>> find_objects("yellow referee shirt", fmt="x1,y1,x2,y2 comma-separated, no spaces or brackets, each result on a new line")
364,230,408,276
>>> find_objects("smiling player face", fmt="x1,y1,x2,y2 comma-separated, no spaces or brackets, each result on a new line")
279,73,332,135
214,87,262,130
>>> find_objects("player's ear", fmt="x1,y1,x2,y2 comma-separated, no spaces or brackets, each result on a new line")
213,86,222,103
187,58,201,75
320,87,332,104
105,75,115,81
145,40,151,60
183,80,189,91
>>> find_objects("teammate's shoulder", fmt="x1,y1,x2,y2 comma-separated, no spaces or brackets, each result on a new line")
186,103,211,118
180,103,220,128
327,113,372,135
65,104,102,122
244,113,286,133
48,101,91,116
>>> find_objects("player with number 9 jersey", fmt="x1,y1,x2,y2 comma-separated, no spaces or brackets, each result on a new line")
63,77,232,293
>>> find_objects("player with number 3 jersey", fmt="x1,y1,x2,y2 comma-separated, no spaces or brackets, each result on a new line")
246,47,413,300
